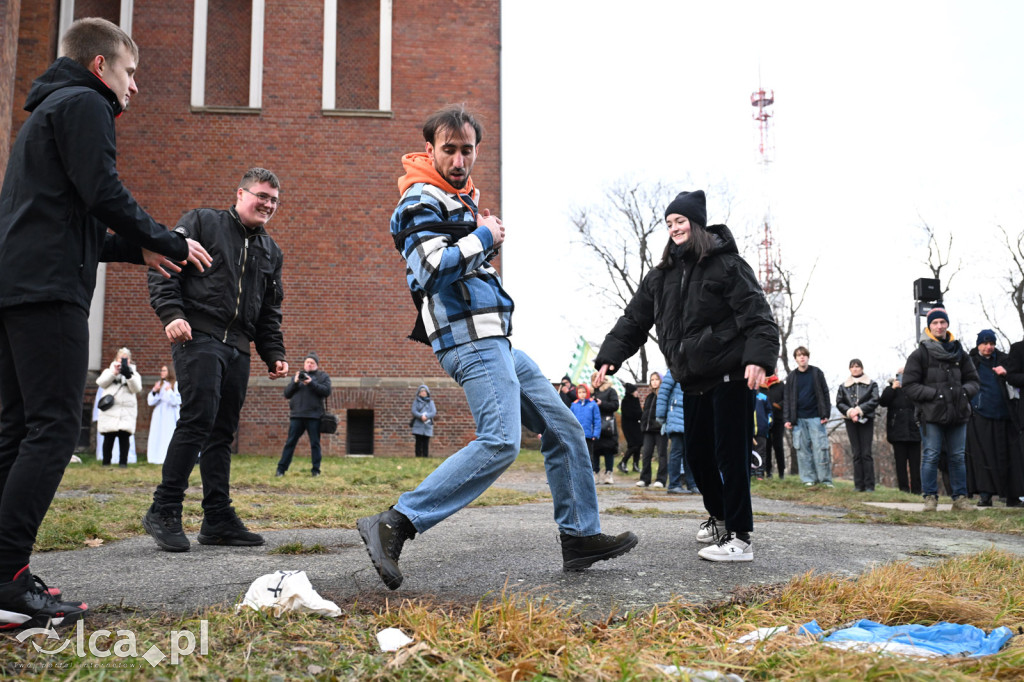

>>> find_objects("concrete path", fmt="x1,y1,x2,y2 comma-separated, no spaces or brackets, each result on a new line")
30,474,1024,618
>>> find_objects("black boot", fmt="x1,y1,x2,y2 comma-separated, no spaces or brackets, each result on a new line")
198,508,265,546
143,503,190,552
356,508,417,590
560,531,638,571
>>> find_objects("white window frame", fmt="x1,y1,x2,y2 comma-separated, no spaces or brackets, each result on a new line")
321,0,392,114
58,0,135,55
190,0,265,110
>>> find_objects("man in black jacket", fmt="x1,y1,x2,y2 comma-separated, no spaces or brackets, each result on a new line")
0,18,210,629
143,168,288,552
783,347,833,487
276,352,332,477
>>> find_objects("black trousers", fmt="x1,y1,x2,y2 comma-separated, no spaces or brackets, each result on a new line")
846,420,875,490
766,418,786,478
684,380,754,535
892,441,922,494
0,302,89,576
153,334,250,518
277,417,322,472
639,432,667,485
414,434,430,458
102,430,131,466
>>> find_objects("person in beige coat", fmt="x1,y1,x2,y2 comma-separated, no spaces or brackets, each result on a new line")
96,348,143,466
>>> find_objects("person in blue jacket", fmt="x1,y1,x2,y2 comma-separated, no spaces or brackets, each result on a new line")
753,387,773,479
657,370,698,494
570,384,602,476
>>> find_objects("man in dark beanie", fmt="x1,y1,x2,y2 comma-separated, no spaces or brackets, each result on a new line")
276,353,332,477
902,307,979,511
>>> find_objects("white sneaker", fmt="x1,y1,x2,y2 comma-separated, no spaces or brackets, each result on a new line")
698,533,753,562
651,481,664,489
635,480,647,487
604,472,614,485
695,516,722,544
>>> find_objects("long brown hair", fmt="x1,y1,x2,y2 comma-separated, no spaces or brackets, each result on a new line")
656,220,715,269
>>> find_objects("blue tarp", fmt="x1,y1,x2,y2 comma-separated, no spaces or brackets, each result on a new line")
798,619,1014,658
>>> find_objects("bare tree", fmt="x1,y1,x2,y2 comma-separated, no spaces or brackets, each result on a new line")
979,224,1024,342
920,219,961,297
769,257,817,375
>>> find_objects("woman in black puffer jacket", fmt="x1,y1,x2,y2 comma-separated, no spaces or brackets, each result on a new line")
594,190,779,563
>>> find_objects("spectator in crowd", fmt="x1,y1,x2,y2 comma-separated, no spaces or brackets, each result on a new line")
570,384,601,472
784,347,833,488
636,371,667,488
0,17,209,628
836,359,880,492
967,330,1023,507
358,106,636,590
878,369,922,494
276,353,332,476
146,364,180,465
658,369,698,493
410,384,437,459
902,308,979,512
617,383,643,475
96,348,143,467
594,189,780,562
144,167,288,552
592,374,619,485
763,374,786,479
752,385,772,479
557,375,576,409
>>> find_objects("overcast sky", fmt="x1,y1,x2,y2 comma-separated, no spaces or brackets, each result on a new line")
498,0,1024,389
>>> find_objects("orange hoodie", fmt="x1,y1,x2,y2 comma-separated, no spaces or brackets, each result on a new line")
397,152,477,212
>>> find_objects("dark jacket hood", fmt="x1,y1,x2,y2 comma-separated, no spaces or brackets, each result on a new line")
25,57,122,116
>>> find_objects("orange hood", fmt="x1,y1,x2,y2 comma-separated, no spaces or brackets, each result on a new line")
397,152,477,200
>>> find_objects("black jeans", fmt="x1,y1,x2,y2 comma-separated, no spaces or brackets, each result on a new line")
102,430,131,466
277,417,322,473
639,432,667,485
414,434,430,458
846,420,875,490
767,418,786,478
684,380,754,535
153,334,250,517
893,441,922,494
0,302,89,575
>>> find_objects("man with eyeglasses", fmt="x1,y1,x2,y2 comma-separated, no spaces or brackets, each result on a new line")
356,105,638,590
143,167,288,553
0,18,212,629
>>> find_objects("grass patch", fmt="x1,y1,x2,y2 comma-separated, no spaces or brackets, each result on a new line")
267,541,330,555
4,549,1023,680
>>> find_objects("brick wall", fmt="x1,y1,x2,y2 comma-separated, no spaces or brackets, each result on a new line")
4,0,502,457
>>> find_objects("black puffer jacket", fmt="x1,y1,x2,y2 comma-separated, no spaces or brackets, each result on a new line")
593,385,619,450
595,225,779,392
878,384,920,443
902,335,980,425
149,207,285,369
0,57,187,312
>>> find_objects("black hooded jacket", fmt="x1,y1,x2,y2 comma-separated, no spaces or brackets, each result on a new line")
595,225,780,392
0,57,187,312
902,334,980,425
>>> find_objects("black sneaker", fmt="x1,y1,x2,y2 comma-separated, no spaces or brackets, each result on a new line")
143,504,190,552
197,510,265,546
560,531,639,571
274,470,285,477
0,568,87,630
617,462,628,474
356,508,416,590
311,471,320,477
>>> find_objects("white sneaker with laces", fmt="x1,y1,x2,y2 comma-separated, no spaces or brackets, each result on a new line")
604,472,614,485
651,481,664,489
635,480,647,487
695,516,722,544
698,533,753,562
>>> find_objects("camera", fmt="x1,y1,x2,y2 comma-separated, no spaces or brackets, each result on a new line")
120,357,133,380
298,371,310,382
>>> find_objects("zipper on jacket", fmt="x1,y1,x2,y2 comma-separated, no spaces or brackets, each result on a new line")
224,237,249,343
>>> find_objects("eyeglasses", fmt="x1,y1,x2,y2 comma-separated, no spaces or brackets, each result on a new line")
240,187,282,206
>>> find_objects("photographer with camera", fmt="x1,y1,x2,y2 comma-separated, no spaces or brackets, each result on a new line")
96,348,143,467
275,352,332,477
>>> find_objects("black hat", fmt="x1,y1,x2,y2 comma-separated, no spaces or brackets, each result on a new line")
926,308,949,326
305,351,320,364
976,329,997,346
664,190,707,226
624,382,637,394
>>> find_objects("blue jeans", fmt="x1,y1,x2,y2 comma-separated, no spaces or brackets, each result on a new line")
793,418,832,484
667,433,697,491
276,417,322,474
920,421,967,498
394,337,600,536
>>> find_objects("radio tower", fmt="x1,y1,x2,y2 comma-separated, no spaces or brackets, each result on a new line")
751,84,782,298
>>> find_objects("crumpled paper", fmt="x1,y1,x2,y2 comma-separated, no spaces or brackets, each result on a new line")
235,570,342,618
377,627,414,652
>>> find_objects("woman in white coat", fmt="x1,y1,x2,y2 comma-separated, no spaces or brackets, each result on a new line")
146,364,180,465
96,348,143,467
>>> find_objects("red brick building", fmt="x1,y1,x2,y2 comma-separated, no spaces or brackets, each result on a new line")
0,0,502,457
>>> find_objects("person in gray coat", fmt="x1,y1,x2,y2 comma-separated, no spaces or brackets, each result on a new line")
275,352,331,477
411,385,437,458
